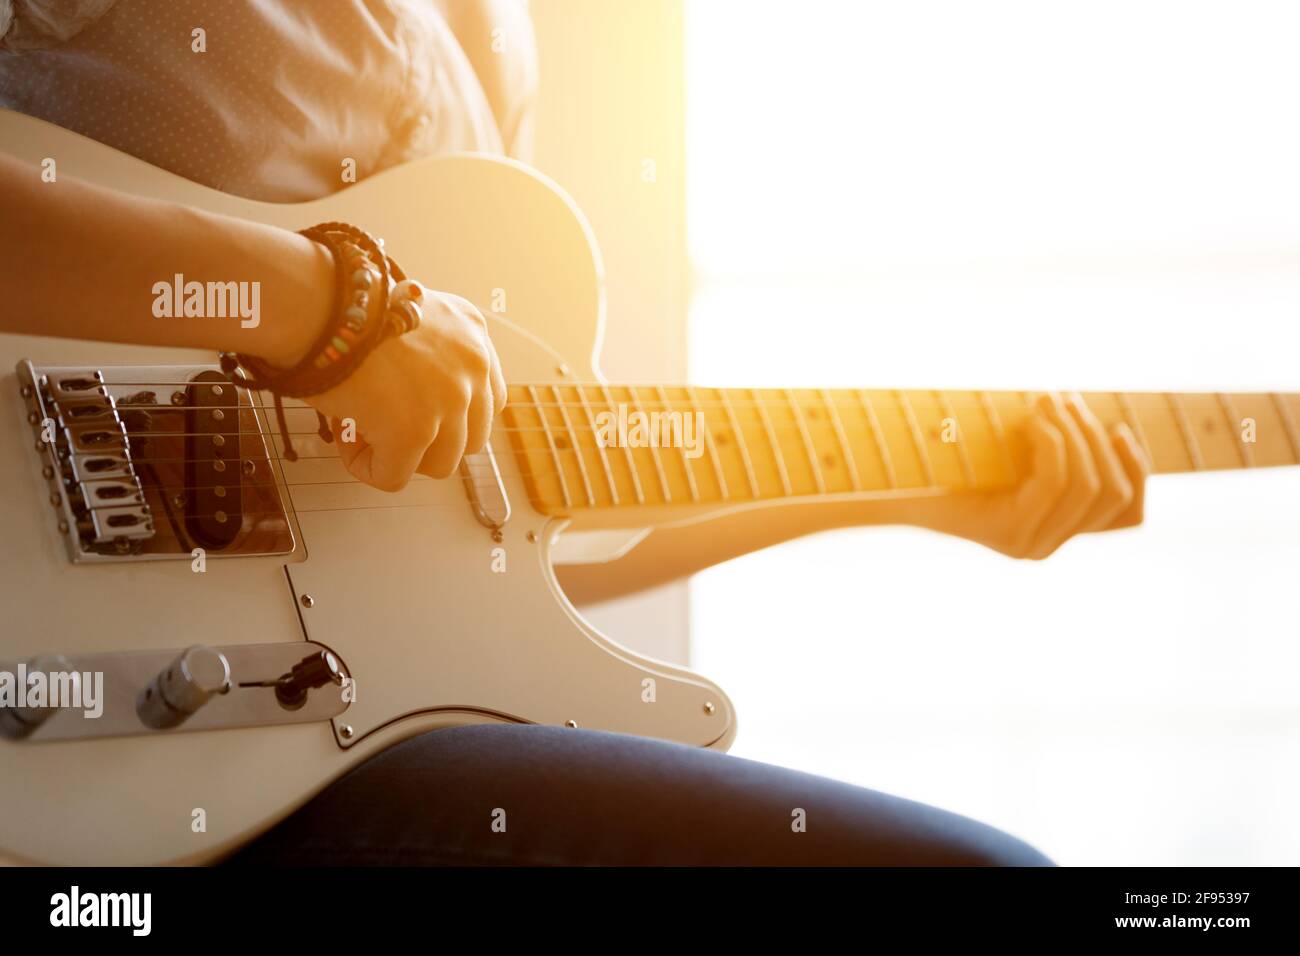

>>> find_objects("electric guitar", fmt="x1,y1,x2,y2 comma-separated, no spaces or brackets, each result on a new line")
2,109,1297,865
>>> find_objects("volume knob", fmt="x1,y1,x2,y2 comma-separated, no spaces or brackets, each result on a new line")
137,646,231,729
0,655,78,739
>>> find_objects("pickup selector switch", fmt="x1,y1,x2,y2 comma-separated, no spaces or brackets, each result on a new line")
137,646,231,728
274,650,345,710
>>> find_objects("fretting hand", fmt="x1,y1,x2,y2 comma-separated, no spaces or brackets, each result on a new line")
909,392,1149,559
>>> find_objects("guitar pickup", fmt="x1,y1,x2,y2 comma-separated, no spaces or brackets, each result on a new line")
183,370,243,549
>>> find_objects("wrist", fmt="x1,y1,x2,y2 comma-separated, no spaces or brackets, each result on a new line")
259,233,335,368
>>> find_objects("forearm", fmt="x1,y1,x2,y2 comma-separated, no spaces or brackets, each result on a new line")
0,152,331,364
555,494,948,605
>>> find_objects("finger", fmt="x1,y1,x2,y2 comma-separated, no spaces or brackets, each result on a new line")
333,417,366,469
474,317,507,415
332,418,379,481
1107,423,1149,529
488,342,507,415
348,434,425,492
1025,393,1101,559
451,294,503,419
426,376,492,475
419,404,469,479
470,320,502,442
1064,393,1133,532
1003,407,1069,557
465,378,493,455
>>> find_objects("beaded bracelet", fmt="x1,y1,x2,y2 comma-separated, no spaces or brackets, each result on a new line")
220,221,426,461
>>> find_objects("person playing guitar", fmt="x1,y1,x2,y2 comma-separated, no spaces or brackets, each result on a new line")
0,0,1150,865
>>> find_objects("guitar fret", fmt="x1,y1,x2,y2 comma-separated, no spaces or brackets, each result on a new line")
1217,392,1251,468
576,384,619,504
552,385,595,505
935,390,975,488
895,390,935,486
657,385,700,503
1116,392,1153,463
785,389,826,494
719,389,760,498
977,390,1016,483
688,386,729,501
628,386,672,503
856,390,897,489
527,385,572,509
1166,392,1203,471
1270,392,1300,462
752,388,792,496
820,389,861,491
599,384,644,505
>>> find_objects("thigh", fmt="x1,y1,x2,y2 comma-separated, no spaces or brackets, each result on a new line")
226,725,1052,866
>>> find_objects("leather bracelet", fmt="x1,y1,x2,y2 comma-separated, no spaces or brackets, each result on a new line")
219,221,425,461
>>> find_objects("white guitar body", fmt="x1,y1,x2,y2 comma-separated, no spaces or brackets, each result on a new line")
0,112,735,865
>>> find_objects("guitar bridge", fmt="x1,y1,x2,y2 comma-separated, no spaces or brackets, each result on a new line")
16,361,296,563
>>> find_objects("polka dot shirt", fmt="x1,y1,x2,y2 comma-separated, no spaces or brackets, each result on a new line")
0,0,537,201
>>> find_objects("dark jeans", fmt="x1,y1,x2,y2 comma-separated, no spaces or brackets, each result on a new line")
227,724,1052,866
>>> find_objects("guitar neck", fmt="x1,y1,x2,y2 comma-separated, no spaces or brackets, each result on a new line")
503,386,1300,516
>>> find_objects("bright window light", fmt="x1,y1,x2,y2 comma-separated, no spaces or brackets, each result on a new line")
686,0,1300,865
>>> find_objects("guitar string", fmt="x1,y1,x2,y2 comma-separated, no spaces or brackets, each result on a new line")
82,389,1294,459
59,379,1296,441
58,424,1283,527
34,389,1288,507
86,468,959,525
48,424,1257,526
57,418,1190,473
61,377,1300,400
51,409,1251,489
62,392,1270,445
90,386,1296,411
59,403,1014,517
95,386,1289,475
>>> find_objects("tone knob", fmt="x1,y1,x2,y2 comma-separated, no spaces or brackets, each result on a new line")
0,655,78,739
137,645,231,729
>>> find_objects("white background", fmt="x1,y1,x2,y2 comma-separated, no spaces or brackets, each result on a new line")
685,0,1300,865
